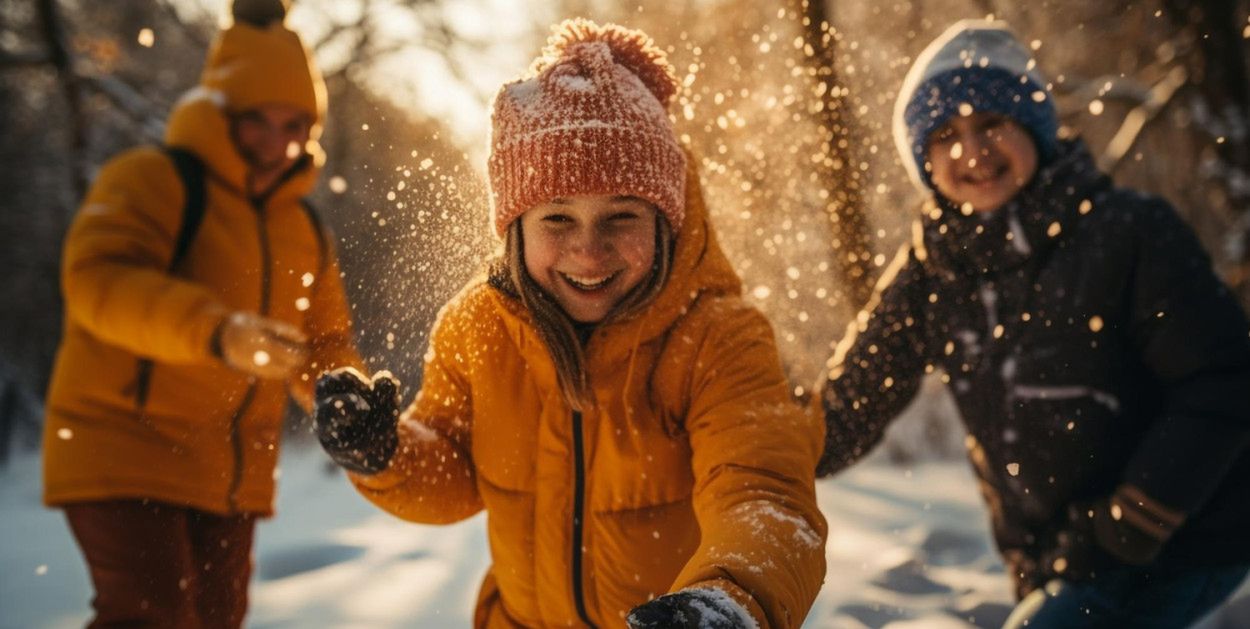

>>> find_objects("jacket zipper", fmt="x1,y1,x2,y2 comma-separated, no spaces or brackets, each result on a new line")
570,409,597,628
227,200,273,512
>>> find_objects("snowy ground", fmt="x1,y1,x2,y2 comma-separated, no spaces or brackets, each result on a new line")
3,444,1247,629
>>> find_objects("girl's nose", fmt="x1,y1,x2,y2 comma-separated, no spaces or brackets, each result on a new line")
567,228,612,261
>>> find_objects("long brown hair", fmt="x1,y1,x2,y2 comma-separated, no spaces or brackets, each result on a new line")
489,211,674,411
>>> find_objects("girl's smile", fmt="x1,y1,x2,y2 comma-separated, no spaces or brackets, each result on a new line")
520,195,658,323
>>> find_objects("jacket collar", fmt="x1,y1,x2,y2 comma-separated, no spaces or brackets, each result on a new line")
917,139,1110,279
163,87,321,206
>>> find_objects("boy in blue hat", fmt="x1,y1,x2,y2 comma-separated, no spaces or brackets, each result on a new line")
814,19,1250,628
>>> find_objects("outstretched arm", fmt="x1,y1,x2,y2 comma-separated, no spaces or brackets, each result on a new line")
664,301,827,629
62,150,228,364
317,293,485,525
815,244,930,476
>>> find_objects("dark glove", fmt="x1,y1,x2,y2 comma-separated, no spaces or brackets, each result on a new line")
626,589,753,629
314,367,401,475
1041,487,1182,582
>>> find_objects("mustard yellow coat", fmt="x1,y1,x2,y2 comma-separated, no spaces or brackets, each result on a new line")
351,165,827,628
43,36,359,515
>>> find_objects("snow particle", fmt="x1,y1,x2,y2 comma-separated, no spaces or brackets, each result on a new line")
57,427,73,440
959,202,975,216
752,285,771,300
253,350,271,367
1031,91,1047,103
137,28,155,48
1088,316,1104,332
1046,221,1062,237
328,176,348,194
957,102,974,117
285,141,300,160
295,297,310,312
1079,199,1093,214
1088,99,1104,116
1030,39,1042,51
1051,556,1068,573
949,142,964,160
301,272,315,288
35,564,48,576
993,324,1004,339
1006,462,1020,476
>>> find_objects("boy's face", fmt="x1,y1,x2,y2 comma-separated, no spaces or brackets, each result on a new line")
229,103,312,177
926,112,1039,213
520,195,658,323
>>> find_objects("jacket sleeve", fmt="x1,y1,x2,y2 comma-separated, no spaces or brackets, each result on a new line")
61,150,229,364
670,300,828,629
1121,198,1250,517
291,232,363,410
349,295,484,524
815,244,929,477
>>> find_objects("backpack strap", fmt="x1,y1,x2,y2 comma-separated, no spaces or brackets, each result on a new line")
131,147,207,411
162,146,207,272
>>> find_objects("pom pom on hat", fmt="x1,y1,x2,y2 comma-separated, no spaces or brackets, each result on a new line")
232,0,289,28
533,18,678,106
488,19,686,237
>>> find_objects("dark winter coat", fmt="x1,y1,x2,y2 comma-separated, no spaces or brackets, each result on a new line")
816,140,1250,579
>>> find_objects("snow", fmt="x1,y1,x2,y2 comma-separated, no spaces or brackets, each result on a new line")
3,443,1247,628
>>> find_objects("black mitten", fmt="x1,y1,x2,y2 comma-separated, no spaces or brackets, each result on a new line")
626,589,753,629
1041,487,1179,582
314,367,401,475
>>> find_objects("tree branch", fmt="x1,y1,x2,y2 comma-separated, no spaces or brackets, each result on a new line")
1098,65,1189,173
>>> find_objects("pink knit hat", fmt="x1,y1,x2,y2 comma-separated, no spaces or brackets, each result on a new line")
488,19,687,237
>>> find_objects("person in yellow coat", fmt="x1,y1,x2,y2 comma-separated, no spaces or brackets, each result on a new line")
314,18,827,629
42,1,360,626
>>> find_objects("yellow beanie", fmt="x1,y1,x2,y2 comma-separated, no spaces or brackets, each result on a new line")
200,0,325,123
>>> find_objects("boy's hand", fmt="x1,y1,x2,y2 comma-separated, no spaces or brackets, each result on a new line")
626,589,755,629
314,367,401,475
1042,488,1179,582
215,311,309,380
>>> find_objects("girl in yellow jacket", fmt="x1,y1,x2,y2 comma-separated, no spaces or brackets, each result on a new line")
315,19,827,629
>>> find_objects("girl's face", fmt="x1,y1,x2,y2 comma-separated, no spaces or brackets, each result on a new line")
926,112,1039,213
520,195,658,323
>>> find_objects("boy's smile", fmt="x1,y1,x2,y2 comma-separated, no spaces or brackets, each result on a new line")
926,111,1039,213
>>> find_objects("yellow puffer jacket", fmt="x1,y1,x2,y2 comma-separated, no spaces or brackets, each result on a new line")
43,19,359,516
351,163,828,628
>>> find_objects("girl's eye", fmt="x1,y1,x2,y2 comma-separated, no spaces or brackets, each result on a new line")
609,212,639,222
542,214,573,224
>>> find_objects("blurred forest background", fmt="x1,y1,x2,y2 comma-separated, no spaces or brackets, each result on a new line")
1,0,1248,463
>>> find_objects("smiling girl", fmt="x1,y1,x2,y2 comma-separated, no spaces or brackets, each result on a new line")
311,19,826,629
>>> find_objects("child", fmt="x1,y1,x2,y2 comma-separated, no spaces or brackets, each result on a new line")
814,19,1250,628
314,19,827,629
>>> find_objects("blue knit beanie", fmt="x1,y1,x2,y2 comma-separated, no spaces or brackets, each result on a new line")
893,20,1058,191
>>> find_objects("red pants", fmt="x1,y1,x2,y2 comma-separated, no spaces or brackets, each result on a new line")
64,500,257,629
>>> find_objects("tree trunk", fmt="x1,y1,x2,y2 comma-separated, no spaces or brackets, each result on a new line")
800,0,876,309
35,0,89,198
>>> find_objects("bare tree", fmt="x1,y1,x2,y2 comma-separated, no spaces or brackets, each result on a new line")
800,0,875,308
